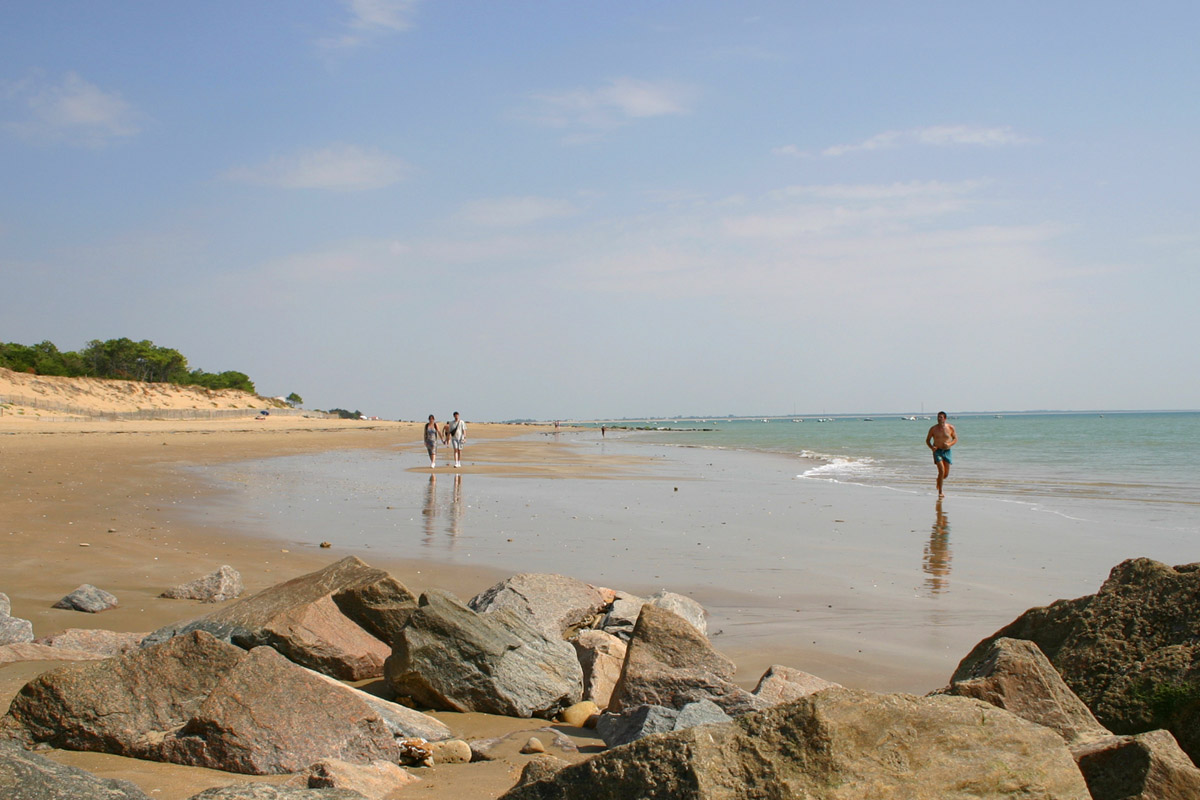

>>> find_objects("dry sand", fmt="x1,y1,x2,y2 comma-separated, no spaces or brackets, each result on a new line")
0,407,666,799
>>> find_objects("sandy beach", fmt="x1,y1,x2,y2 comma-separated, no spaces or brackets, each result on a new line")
3,378,1187,797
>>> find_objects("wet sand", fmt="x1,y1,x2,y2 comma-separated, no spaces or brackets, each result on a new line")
0,414,1157,798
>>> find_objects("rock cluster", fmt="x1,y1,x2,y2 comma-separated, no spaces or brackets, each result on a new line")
5,556,1200,800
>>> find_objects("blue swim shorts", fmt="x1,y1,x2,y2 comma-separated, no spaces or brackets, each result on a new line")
933,448,953,464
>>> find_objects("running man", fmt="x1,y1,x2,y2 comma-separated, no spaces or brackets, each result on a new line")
925,411,958,497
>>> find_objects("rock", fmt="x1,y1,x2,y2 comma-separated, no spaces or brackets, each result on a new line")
751,664,841,706
34,628,146,656
161,565,244,603
397,738,434,767
595,704,679,748
303,667,452,742
558,700,600,728
52,583,119,612
143,556,417,680
188,785,369,800
607,603,764,717
0,614,34,645
1074,728,1200,800
521,737,546,754
0,630,246,752
953,558,1200,762
1,630,427,775
515,755,570,787
571,629,626,708
596,699,731,748
469,573,611,640
0,592,10,616
0,740,151,799
161,646,402,774
385,589,583,718
429,738,472,764
945,636,1111,745
0,642,110,663
599,593,644,641
290,758,420,798
501,687,1090,800
646,590,707,635
673,698,732,730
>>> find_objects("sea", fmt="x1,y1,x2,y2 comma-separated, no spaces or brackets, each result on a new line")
589,411,1200,533
185,410,1200,692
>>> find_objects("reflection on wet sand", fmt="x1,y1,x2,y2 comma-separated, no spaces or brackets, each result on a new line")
422,472,464,548
923,499,953,595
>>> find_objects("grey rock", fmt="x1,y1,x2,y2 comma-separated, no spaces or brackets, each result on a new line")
515,755,570,788
646,590,707,635
673,698,732,730
0,740,151,799
0,615,34,645
599,593,644,641
143,557,416,680
469,573,611,640
385,589,582,718
303,667,452,742
161,565,244,603
945,636,1111,746
501,688,1091,800
52,583,118,613
608,603,764,717
751,664,840,706
595,704,678,748
0,591,10,616
1074,728,1200,800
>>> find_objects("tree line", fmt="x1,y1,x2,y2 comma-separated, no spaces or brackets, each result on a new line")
0,338,256,394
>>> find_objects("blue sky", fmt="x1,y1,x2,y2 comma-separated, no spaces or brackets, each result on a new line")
2,2,1197,420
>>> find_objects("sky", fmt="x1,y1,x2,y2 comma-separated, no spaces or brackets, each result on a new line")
2,2,1197,421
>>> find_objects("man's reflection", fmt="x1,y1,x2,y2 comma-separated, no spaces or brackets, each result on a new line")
923,499,953,596
448,473,464,543
422,473,438,545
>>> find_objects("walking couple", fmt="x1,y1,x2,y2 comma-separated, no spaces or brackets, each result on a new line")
424,411,466,469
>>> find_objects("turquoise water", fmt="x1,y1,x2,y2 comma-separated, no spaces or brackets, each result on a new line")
595,412,1200,531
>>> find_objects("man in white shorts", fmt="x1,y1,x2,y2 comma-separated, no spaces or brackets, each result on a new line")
447,411,466,468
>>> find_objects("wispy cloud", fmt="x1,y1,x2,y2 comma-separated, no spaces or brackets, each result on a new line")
460,196,578,228
318,0,420,51
2,71,141,147
223,144,409,191
525,78,696,139
822,125,1033,157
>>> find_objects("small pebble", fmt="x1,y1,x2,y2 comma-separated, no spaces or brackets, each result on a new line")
520,737,545,754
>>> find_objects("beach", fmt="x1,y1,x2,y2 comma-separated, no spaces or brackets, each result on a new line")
3,408,1198,798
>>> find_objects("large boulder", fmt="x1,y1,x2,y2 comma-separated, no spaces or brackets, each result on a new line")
0,630,445,775
751,664,840,707
1074,729,1200,800
0,592,35,646
468,573,612,639
188,786,368,800
607,603,764,716
953,558,1200,762
945,637,1111,745
596,699,732,748
0,740,151,799
571,629,626,708
501,687,1090,799
385,589,582,718
143,557,417,680
161,565,244,602
646,590,708,635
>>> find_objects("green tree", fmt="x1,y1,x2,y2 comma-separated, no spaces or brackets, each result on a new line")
285,392,303,407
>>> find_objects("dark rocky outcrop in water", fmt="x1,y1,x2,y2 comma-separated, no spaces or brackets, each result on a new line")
953,558,1200,763
142,556,417,680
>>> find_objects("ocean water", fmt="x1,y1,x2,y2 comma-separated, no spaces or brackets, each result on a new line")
183,411,1200,691
594,412,1200,532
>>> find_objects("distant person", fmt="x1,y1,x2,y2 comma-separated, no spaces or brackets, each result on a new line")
601,425,606,437
424,414,441,468
925,411,958,497
446,411,466,468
